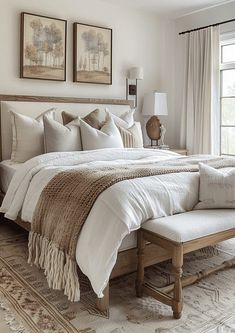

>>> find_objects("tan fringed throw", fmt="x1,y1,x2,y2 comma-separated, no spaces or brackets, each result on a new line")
28,158,234,301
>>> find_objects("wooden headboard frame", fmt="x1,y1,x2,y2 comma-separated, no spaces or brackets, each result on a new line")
0,94,134,106
0,94,134,161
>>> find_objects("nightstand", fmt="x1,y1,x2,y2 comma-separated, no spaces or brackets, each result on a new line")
170,149,188,156
144,146,188,156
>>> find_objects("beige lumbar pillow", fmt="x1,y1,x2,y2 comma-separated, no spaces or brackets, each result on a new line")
106,110,143,148
43,115,82,153
10,108,55,162
80,115,123,150
195,163,235,209
62,109,104,129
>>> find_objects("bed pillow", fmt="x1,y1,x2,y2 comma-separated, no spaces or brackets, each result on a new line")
43,116,82,153
195,163,235,209
80,115,123,150
61,111,76,125
118,123,143,148
10,108,55,163
106,110,143,148
105,108,135,129
62,109,104,129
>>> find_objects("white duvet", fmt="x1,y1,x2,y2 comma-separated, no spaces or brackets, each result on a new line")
0,148,216,298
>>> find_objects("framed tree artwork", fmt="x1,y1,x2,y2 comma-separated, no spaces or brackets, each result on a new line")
20,12,67,81
73,22,112,85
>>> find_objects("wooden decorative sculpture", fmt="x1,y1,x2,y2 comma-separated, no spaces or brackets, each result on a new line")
146,116,161,146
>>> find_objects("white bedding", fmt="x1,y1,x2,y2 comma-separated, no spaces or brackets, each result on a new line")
0,160,23,193
0,148,218,298
0,159,136,251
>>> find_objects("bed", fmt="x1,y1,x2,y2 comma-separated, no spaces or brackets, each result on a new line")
1,94,234,312
0,160,22,194
0,94,178,310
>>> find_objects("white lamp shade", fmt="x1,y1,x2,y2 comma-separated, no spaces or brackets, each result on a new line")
128,67,144,80
142,92,168,116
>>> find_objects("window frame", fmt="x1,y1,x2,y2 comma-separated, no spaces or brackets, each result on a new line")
220,36,235,156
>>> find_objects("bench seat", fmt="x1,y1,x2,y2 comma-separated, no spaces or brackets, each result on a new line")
143,209,235,243
136,209,235,319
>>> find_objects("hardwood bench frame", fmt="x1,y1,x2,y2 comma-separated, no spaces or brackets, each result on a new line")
136,227,235,319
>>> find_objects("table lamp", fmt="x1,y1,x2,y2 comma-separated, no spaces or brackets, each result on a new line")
142,92,168,146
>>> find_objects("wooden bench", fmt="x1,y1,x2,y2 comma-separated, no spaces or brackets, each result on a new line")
136,209,235,319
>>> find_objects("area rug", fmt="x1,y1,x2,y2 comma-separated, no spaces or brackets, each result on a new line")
0,219,235,333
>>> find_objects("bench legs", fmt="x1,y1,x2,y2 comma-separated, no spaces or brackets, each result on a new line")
136,229,145,298
136,227,235,319
172,246,183,319
136,229,184,319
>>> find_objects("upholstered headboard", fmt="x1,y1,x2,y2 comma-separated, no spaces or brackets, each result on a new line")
0,94,134,161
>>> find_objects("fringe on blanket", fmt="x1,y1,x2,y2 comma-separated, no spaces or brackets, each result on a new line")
28,231,80,302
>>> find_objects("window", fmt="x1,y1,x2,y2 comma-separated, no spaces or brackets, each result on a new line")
220,37,235,155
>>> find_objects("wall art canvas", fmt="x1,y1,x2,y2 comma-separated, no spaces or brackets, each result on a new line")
74,23,112,85
20,12,67,81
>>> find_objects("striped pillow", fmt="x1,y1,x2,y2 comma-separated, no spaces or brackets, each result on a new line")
105,110,143,148
117,123,143,148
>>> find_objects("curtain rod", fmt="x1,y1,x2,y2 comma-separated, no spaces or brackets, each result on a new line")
179,18,235,35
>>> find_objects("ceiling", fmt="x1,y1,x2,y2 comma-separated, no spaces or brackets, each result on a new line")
100,0,233,18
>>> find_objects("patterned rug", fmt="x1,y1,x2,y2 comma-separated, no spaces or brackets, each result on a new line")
0,219,235,333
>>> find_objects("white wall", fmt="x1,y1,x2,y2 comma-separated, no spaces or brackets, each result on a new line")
1,0,235,149
174,1,235,148
0,0,176,146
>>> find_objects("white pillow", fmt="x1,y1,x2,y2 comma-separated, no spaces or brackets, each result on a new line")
43,115,82,153
195,163,235,209
105,109,135,129
10,108,55,162
106,110,143,148
80,116,123,150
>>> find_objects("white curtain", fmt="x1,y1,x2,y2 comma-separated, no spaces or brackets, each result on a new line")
180,26,220,155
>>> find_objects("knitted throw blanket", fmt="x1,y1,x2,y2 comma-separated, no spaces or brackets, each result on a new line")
28,158,233,301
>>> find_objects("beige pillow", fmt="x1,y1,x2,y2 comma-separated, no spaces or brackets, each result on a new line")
43,116,82,153
195,163,235,209
62,109,104,129
10,108,55,162
80,116,123,150
118,122,143,148
61,111,76,126
83,109,104,129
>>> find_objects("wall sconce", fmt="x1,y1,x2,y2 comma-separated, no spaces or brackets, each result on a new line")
126,67,144,107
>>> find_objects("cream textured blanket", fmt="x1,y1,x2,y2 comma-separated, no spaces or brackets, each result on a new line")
28,157,233,302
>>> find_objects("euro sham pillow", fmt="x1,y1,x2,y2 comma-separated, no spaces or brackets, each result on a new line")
195,163,235,209
106,110,143,148
80,115,123,150
62,109,104,129
43,115,82,153
10,108,55,163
